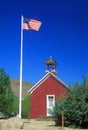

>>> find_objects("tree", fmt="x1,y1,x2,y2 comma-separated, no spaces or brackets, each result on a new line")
0,68,15,118
12,96,19,116
53,76,88,128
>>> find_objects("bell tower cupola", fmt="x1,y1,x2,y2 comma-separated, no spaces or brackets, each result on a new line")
45,56,57,75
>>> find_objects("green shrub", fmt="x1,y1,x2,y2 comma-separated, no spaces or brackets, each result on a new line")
22,95,30,119
53,76,88,128
53,98,66,126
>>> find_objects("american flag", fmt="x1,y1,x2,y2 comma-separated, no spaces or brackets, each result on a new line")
23,17,42,31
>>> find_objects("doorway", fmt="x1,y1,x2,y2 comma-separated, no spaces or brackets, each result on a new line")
46,95,55,116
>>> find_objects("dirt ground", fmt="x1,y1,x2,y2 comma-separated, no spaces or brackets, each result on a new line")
0,119,87,130
23,120,87,130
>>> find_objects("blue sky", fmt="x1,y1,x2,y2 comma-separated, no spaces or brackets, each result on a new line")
0,0,88,85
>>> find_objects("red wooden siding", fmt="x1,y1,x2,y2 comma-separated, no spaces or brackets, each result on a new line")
30,76,68,119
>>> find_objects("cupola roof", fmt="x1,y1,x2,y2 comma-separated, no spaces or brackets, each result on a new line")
45,56,57,65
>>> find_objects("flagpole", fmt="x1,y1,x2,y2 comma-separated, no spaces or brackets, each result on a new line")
19,15,23,118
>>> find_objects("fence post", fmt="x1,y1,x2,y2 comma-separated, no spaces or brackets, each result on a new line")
62,110,64,130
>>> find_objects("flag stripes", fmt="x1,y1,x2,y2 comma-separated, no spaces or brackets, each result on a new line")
23,17,42,31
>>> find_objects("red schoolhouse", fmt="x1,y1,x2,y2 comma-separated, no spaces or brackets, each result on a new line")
28,57,68,119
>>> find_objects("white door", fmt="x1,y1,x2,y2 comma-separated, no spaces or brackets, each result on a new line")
46,95,55,116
